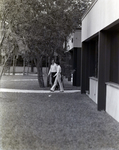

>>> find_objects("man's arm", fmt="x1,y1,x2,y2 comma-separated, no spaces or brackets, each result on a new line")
53,66,59,77
48,66,51,76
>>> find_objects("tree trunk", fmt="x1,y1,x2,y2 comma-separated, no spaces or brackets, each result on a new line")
36,57,44,88
0,56,10,79
27,64,29,75
46,56,51,87
0,65,5,79
31,60,34,72
13,55,16,75
23,58,26,75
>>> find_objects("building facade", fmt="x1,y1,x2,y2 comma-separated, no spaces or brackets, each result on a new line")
81,0,119,122
66,28,82,86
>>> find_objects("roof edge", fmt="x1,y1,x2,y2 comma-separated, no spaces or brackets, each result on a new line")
82,0,98,21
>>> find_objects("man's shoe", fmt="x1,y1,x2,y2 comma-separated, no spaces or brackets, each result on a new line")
50,89,54,92
60,90,64,92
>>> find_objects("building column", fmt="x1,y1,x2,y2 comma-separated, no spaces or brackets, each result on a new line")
76,48,81,86
81,42,90,93
97,31,111,111
73,48,77,86
81,41,96,93
72,48,81,86
118,45,119,83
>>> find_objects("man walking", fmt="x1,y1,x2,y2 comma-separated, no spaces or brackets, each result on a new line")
48,59,57,86
50,61,64,92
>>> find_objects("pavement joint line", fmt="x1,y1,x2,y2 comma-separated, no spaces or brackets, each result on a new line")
0,88,81,93
1,79,38,81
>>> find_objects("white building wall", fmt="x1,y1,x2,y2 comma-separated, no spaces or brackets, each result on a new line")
66,30,81,51
106,83,119,122
82,0,119,41
89,77,98,104
74,30,82,48
66,33,74,51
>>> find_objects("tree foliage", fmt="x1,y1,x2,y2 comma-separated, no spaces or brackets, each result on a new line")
0,0,94,86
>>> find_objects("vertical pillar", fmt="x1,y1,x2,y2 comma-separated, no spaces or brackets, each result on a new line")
118,41,119,84
98,31,110,111
81,41,96,93
73,48,77,86
81,42,90,93
76,48,81,86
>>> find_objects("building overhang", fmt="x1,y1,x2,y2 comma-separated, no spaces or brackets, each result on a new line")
82,0,119,42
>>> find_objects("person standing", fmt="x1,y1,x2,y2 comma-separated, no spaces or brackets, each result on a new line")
50,61,64,92
48,59,57,86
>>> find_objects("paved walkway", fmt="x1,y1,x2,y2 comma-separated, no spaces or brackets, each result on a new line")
0,88,80,93
0,75,119,150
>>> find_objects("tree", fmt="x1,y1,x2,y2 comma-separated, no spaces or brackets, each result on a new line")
0,29,19,78
1,0,94,86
